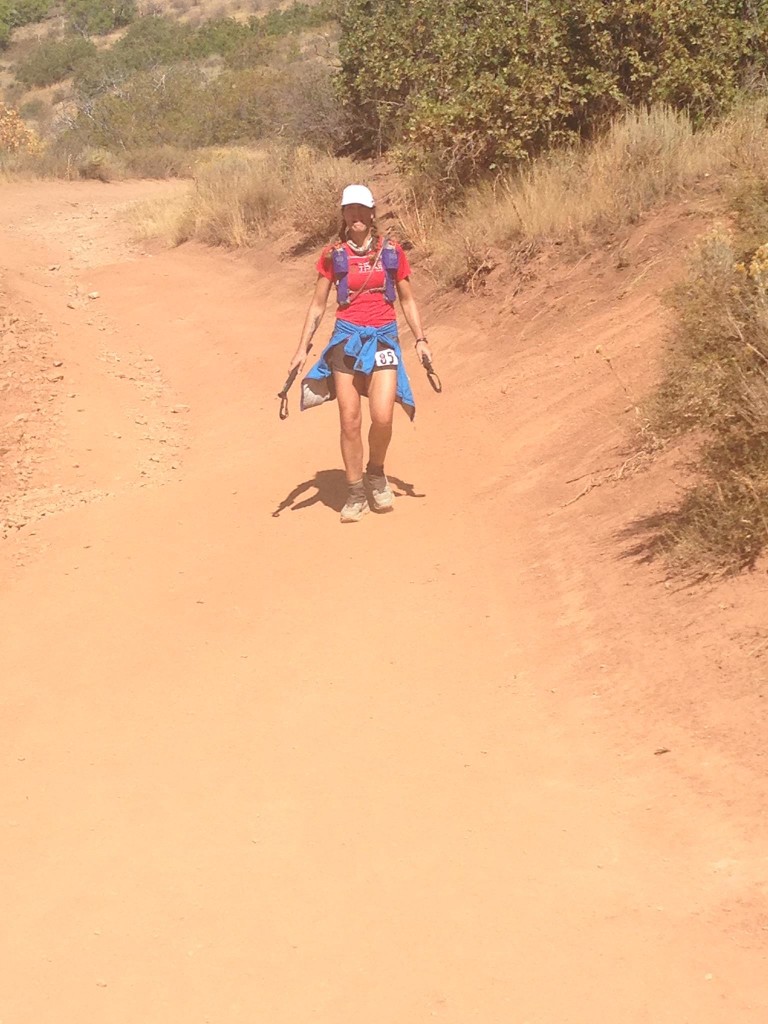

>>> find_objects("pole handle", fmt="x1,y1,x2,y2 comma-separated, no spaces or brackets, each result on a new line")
421,353,443,393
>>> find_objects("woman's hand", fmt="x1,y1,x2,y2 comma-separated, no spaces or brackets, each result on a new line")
414,337,433,365
287,348,308,378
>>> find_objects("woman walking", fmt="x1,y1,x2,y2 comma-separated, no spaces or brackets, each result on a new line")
287,184,432,523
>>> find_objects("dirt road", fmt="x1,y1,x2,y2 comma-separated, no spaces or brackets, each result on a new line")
2,181,767,1023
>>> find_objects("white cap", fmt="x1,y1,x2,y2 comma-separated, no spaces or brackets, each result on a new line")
341,184,375,208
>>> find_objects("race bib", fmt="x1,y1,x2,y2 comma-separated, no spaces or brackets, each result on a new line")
374,348,399,368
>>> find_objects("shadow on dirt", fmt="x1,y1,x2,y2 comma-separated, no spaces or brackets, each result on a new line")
272,469,425,517
615,510,671,565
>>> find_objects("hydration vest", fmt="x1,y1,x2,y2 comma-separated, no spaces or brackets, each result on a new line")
331,239,399,308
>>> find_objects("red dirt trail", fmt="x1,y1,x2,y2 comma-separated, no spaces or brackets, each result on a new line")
1,181,767,1023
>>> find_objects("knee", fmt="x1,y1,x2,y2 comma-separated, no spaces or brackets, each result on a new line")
369,412,393,433
340,409,362,440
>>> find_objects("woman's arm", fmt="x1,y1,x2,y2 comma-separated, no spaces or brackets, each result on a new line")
396,278,432,362
288,274,334,374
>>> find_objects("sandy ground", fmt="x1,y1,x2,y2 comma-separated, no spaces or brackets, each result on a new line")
1,180,767,1023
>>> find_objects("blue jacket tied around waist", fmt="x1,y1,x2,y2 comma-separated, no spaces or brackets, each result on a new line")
301,319,415,421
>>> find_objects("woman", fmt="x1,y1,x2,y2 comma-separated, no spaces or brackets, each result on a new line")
287,184,432,523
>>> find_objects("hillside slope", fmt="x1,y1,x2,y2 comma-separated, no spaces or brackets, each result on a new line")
1,178,767,1023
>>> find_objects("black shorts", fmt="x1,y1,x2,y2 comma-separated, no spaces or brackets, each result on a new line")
327,342,398,376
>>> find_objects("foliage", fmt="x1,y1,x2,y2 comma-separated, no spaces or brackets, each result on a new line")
0,101,39,151
16,34,96,88
64,0,136,36
649,227,768,571
254,1,334,38
338,0,768,193
0,0,54,49
66,59,344,152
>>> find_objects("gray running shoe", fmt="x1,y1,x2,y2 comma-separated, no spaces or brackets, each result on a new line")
366,472,395,513
340,490,369,523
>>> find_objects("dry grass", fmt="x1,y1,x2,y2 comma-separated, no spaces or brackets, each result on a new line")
635,227,768,574
124,189,193,245
160,143,357,248
402,102,768,289
0,139,196,182
0,143,80,179
174,147,289,246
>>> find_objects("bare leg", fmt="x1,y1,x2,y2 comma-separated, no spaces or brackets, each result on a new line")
367,368,397,468
333,371,364,483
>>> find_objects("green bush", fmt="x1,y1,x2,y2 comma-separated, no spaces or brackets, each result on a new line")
338,0,768,193
252,1,335,38
0,0,53,29
0,0,54,48
16,34,96,88
64,0,136,36
69,65,213,149
67,57,344,152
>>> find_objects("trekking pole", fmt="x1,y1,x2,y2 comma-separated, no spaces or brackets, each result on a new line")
277,365,300,420
278,346,312,420
420,352,443,393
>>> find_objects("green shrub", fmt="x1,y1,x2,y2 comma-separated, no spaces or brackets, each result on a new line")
190,15,251,59
0,0,53,30
253,1,334,38
16,34,96,88
110,14,195,68
67,56,344,152
0,0,54,48
338,0,768,194
70,65,213,149
64,0,136,36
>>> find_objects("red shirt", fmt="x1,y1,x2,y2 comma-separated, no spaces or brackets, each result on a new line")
317,241,412,327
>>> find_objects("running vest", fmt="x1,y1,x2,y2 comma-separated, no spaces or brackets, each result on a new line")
330,239,399,308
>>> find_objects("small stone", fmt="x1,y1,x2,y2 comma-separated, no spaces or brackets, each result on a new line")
67,302,77,310
171,404,189,414
88,291,100,300
47,375,64,383
53,360,63,367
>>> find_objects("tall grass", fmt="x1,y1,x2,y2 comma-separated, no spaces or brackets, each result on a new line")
640,228,768,573
402,103,768,289
161,144,358,248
